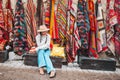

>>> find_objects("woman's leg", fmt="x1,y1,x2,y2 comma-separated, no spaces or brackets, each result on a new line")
37,50,46,68
44,49,55,73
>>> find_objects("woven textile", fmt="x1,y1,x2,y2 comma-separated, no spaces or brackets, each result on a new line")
13,0,28,55
106,0,118,55
71,0,80,62
76,0,90,58
77,0,90,50
95,0,107,52
4,9,13,33
88,0,99,58
36,0,43,26
4,0,13,33
0,0,5,30
0,38,7,50
114,0,120,56
50,0,59,39
45,0,50,28
0,0,11,41
26,0,37,48
56,0,67,40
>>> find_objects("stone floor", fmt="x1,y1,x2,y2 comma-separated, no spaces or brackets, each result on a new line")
0,58,120,80
0,53,120,80
0,59,120,75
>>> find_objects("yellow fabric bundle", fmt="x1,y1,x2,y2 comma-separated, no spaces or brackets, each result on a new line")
51,47,65,58
53,44,59,47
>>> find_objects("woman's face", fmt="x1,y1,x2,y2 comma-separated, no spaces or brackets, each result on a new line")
41,31,47,35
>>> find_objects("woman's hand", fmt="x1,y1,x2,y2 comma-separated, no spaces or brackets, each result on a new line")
29,47,36,53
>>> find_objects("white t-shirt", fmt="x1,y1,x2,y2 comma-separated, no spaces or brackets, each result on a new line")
35,34,51,51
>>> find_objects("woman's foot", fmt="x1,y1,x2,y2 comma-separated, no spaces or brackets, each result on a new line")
39,68,44,75
49,71,56,78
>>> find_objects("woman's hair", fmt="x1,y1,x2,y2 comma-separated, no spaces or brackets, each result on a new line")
39,32,42,34
39,33,47,43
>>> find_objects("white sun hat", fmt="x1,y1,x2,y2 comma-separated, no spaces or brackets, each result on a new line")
37,25,49,32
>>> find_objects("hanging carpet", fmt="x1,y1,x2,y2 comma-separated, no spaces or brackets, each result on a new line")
77,0,90,57
13,0,28,55
26,0,37,48
106,0,118,55
114,0,120,62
